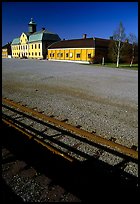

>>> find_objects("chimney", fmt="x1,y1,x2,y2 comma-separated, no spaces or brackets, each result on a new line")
83,34,87,39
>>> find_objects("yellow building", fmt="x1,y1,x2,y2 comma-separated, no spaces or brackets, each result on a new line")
48,35,114,64
11,18,61,59
2,42,12,58
48,35,95,64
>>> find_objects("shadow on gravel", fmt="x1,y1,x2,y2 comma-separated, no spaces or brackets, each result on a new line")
2,178,24,203
2,123,138,202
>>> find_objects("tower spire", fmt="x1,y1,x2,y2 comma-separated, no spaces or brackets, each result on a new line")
28,18,37,33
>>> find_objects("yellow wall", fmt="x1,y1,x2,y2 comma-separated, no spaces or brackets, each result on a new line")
28,42,42,59
81,49,87,61
11,32,43,59
12,45,20,58
48,48,95,62
20,33,28,58
2,49,8,58
12,33,28,58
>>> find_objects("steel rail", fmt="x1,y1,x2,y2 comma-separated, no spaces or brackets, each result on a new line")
2,98,138,161
2,118,74,162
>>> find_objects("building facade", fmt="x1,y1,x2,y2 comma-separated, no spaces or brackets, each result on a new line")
48,35,111,64
48,36,95,64
2,42,12,58
11,18,61,59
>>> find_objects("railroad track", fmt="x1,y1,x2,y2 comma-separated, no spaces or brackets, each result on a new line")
2,97,138,175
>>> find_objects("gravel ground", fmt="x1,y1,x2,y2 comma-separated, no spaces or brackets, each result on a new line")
2,58,138,148
2,58,138,201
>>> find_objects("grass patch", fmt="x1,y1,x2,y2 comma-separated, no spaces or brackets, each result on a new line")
90,63,138,70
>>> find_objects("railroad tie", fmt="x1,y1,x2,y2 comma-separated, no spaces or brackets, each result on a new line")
61,119,68,122
2,97,138,163
75,125,82,128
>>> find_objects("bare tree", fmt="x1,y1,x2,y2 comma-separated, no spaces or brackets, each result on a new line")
112,22,126,67
128,33,138,67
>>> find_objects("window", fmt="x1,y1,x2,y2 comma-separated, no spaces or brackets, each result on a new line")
50,53,54,57
66,53,69,58
57,53,61,57
26,45,27,49
35,52,37,56
38,44,40,49
29,53,30,55
70,53,73,58
61,53,63,57
21,40,22,42
32,45,33,49
32,52,34,56
76,53,80,58
88,54,91,58
35,44,37,49
39,52,40,56
23,34,24,37
19,46,20,50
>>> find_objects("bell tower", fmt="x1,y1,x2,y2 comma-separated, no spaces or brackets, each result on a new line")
28,18,37,33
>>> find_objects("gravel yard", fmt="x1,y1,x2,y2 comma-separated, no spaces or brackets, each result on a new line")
2,58,138,147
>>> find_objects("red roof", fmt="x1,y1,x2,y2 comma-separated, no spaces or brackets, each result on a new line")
48,38,95,49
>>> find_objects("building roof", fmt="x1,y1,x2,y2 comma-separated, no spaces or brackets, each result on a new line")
48,37,113,49
95,38,111,49
2,42,11,49
29,29,61,42
24,32,32,37
11,38,20,45
29,32,43,42
48,38,95,49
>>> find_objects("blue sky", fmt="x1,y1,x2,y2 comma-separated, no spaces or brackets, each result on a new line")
2,2,138,46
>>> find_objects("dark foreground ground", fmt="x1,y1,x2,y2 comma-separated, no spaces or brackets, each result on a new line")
2,122,138,203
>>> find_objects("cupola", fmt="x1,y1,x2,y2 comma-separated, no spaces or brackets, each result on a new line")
28,18,37,33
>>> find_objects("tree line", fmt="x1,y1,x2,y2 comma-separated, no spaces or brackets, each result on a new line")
93,22,138,68
108,22,138,67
